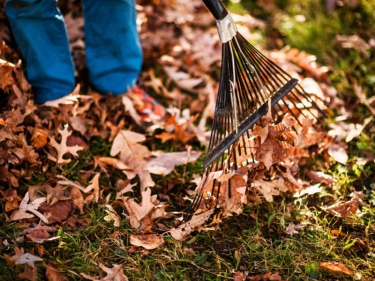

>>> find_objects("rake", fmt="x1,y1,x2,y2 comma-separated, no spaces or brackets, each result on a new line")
183,0,324,222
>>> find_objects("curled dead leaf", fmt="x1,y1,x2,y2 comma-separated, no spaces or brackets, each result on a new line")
129,233,164,250
319,261,353,276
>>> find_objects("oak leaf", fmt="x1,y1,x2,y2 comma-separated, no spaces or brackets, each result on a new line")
81,263,129,281
155,113,198,144
9,247,42,268
10,192,48,223
125,187,155,225
49,124,85,164
97,263,129,281
110,130,150,164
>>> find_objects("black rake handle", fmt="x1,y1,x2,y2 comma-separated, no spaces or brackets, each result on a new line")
202,0,228,20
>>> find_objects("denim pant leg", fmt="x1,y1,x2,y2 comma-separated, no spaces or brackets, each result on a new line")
82,0,143,95
5,0,75,104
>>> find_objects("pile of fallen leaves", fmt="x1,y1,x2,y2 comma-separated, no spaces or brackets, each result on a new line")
1,0,374,279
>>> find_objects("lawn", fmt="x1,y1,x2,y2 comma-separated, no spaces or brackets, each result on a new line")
0,0,375,280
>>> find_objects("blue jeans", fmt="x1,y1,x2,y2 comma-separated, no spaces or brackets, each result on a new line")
5,0,143,104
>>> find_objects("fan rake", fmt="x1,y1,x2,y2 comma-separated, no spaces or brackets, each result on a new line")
183,0,325,222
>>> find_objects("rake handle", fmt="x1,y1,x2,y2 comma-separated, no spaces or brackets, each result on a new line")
202,0,228,20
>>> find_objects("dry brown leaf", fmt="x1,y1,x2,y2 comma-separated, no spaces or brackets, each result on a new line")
319,261,353,276
252,179,288,202
129,234,164,250
10,248,42,268
39,200,72,223
46,263,68,281
145,150,202,176
4,246,23,266
163,66,204,91
81,263,128,281
69,186,85,214
98,263,129,281
25,228,50,242
115,180,136,199
44,183,70,206
21,225,59,243
252,124,269,144
155,113,198,144
18,264,38,281
10,192,48,223
0,166,19,187
121,95,142,125
83,173,101,203
5,200,19,212
124,187,155,229
44,85,81,107
307,171,336,185
1,188,21,202
110,129,151,169
326,199,360,218
0,60,16,89
170,209,215,241
49,124,85,164
31,128,49,149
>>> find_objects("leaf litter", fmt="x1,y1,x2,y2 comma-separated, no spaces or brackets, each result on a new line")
0,0,372,279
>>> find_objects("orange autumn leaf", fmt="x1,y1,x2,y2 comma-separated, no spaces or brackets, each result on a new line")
31,128,48,149
156,113,198,144
319,261,353,276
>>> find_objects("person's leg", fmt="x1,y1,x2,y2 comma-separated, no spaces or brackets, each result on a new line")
5,0,75,104
82,0,142,95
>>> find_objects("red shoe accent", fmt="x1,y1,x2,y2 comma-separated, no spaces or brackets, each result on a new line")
128,85,165,121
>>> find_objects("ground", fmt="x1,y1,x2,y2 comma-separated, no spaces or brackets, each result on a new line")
0,0,375,280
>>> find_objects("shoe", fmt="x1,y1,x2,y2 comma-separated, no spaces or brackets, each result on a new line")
128,85,165,122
